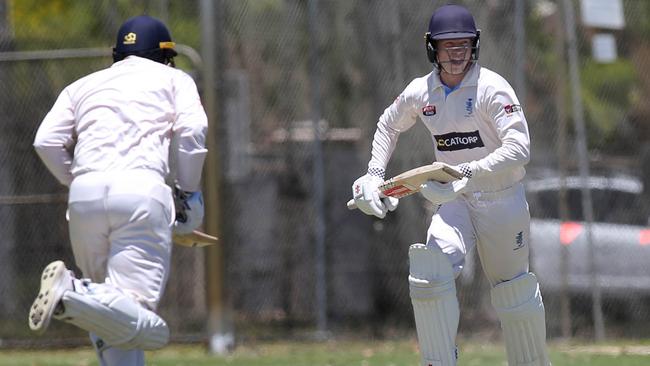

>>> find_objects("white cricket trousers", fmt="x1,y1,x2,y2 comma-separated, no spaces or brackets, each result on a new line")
67,170,174,312
427,182,530,286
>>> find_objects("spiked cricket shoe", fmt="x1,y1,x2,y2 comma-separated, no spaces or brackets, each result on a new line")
28,260,73,334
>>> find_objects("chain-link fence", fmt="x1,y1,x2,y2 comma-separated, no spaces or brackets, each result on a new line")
2,0,650,348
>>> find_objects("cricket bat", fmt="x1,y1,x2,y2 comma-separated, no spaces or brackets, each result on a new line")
347,162,464,210
173,230,219,248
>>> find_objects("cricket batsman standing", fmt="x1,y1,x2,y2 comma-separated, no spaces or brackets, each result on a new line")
29,15,207,366
351,4,551,365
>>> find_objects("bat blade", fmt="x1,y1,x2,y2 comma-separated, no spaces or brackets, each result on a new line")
347,162,463,210
379,183,419,198
173,230,219,248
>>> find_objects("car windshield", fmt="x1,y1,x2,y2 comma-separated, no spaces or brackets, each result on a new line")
528,189,646,225
526,176,648,226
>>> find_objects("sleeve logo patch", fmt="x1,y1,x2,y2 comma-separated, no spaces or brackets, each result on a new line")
504,104,522,114
422,105,437,116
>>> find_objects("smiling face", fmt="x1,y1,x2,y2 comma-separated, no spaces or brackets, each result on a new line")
436,37,473,76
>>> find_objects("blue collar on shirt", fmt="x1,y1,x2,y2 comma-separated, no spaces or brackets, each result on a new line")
443,84,459,97
428,63,480,95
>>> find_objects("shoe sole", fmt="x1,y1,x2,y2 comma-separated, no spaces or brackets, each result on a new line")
28,261,70,334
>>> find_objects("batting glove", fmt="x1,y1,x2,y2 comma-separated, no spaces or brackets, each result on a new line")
173,187,205,235
420,177,469,205
351,173,398,219
420,161,473,206
385,196,399,212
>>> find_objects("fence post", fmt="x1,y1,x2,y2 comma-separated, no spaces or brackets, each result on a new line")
561,0,605,341
201,0,234,354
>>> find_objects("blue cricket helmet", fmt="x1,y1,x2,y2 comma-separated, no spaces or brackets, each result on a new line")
428,4,477,40
424,4,480,64
112,15,177,65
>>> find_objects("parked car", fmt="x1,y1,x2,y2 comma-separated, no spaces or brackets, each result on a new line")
525,174,650,295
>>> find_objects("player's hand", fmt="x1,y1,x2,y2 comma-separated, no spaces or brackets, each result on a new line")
385,196,399,212
420,177,469,205
352,174,397,218
173,188,205,234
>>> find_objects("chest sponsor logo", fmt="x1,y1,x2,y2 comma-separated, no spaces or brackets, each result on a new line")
434,130,484,151
422,105,436,116
504,104,522,114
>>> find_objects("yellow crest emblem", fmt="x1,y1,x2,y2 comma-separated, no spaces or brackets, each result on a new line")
123,32,137,45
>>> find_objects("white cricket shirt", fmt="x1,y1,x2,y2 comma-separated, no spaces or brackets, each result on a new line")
369,64,530,192
34,56,208,191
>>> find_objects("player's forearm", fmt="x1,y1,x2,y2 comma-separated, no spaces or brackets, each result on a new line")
367,87,418,175
175,147,207,191
33,145,74,186
367,119,401,176
173,111,207,191
469,135,530,178
174,124,207,191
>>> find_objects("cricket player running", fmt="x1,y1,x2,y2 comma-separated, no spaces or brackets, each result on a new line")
29,15,207,366
351,4,550,366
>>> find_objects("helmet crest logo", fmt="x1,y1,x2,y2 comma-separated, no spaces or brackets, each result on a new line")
123,32,137,45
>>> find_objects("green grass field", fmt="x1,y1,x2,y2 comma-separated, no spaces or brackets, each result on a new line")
2,339,650,366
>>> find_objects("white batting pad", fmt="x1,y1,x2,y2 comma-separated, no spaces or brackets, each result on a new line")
408,244,459,366
90,333,144,366
55,283,169,350
491,272,550,366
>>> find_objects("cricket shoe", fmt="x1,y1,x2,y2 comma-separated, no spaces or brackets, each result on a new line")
28,260,73,334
